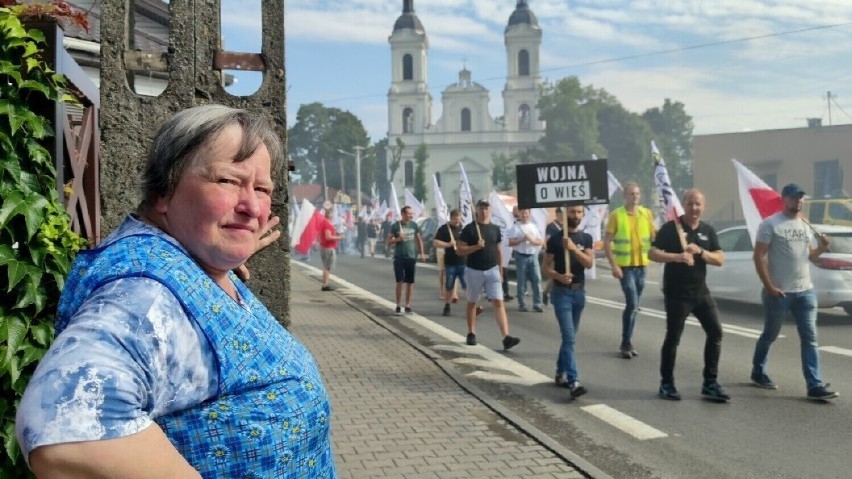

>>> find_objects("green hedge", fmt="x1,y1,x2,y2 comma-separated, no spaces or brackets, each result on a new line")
1,4,86,475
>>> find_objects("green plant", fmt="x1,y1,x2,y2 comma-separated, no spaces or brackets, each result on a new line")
1,2,86,475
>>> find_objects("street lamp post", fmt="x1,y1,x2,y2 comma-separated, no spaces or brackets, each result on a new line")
338,146,365,210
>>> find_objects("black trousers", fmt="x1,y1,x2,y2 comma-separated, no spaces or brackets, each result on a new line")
660,293,723,383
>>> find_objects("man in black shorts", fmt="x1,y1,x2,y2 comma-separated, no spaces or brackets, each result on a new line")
433,209,466,316
387,206,425,315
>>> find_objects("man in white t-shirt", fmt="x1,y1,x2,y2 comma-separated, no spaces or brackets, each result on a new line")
750,183,838,401
509,208,544,312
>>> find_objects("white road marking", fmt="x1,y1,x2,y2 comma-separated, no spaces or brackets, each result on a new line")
580,404,668,441
820,346,852,357
295,261,670,441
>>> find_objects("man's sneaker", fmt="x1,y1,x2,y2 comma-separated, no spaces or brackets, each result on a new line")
504,294,514,301
405,307,413,314
466,333,477,346
659,382,681,400
442,304,451,316
619,344,632,359
543,292,549,306
807,383,839,401
502,335,521,350
395,306,402,315
321,285,334,292
518,306,529,312
555,374,568,387
533,306,544,313
701,381,731,402
750,372,778,390
568,381,588,398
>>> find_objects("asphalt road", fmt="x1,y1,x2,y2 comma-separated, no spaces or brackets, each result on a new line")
299,250,852,479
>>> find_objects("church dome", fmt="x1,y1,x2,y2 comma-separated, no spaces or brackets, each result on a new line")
393,0,425,33
506,0,539,32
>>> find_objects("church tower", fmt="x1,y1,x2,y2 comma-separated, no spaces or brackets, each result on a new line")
388,0,431,136
502,0,543,133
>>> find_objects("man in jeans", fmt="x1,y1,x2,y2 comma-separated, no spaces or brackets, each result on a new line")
542,205,594,399
509,208,544,312
433,209,465,316
750,183,839,401
603,182,656,358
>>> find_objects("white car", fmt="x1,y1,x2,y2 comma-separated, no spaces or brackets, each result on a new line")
704,224,852,315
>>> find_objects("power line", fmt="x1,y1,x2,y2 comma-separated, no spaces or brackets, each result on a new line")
318,21,852,105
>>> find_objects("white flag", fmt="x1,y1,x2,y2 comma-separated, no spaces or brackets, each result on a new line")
732,159,783,245
389,182,401,222
488,191,515,267
433,174,449,226
652,140,685,225
458,162,474,226
404,188,425,219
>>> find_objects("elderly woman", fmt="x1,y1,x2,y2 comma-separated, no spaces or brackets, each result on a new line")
16,105,335,478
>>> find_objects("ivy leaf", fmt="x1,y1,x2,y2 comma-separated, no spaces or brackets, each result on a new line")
24,57,38,73
15,272,46,313
4,259,41,295
29,322,53,348
0,244,14,265
0,191,47,239
3,316,27,366
19,342,45,369
3,420,20,467
18,80,51,100
21,41,38,58
26,28,45,44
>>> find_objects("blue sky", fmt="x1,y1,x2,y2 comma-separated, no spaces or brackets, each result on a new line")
221,0,852,143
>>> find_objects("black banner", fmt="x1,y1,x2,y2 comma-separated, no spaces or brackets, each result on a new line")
516,159,610,209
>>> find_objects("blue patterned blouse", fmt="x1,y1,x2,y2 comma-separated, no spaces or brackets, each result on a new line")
17,215,336,477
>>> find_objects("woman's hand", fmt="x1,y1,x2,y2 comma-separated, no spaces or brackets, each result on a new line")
235,215,281,281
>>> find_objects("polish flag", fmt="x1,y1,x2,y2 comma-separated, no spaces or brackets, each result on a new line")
292,199,324,256
732,159,783,245
652,141,685,225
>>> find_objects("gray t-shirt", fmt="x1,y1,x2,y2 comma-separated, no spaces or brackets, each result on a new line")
755,212,815,293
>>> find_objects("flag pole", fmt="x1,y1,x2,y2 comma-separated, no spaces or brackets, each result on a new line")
563,204,571,271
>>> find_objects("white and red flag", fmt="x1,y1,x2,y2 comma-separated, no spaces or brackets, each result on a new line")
292,199,323,256
652,141,685,225
458,162,474,226
732,159,783,245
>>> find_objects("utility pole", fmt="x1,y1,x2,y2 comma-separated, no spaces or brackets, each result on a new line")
338,146,366,210
826,91,834,126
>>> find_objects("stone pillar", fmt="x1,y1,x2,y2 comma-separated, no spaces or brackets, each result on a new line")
99,0,290,325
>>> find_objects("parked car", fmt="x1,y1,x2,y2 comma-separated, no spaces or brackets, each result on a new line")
702,224,852,315
803,198,852,227
416,217,439,262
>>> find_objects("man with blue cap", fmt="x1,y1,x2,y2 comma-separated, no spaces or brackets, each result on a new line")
750,183,839,400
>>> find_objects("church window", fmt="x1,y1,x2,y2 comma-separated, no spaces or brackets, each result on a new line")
403,54,413,81
461,108,471,132
518,104,531,131
404,160,414,187
518,49,530,76
403,108,414,133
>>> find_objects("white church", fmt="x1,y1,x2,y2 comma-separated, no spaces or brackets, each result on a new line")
387,0,546,207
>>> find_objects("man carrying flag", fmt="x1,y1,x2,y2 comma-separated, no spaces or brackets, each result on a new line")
750,183,838,401
433,209,465,315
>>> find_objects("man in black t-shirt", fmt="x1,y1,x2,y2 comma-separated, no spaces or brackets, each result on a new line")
648,189,728,402
542,207,564,305
433,209,466,316
457,199,520,350
542,205,594,399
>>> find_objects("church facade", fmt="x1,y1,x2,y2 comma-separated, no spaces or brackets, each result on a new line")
387,0,545,208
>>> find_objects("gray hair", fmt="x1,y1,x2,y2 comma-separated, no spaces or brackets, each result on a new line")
140,104,283,206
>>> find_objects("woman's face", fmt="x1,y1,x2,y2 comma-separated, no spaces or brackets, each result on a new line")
154,124,274,279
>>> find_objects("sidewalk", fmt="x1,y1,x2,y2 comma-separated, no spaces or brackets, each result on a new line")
289,266,594,479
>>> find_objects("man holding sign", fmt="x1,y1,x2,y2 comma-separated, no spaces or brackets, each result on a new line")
457,200,520,350
542,205,594,399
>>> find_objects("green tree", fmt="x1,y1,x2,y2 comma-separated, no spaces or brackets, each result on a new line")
643,99,694,192
491,152,515,191
287,103,370,198
387,137,405,184
413,143,428,201
597,101,654,197
537,76,603,162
